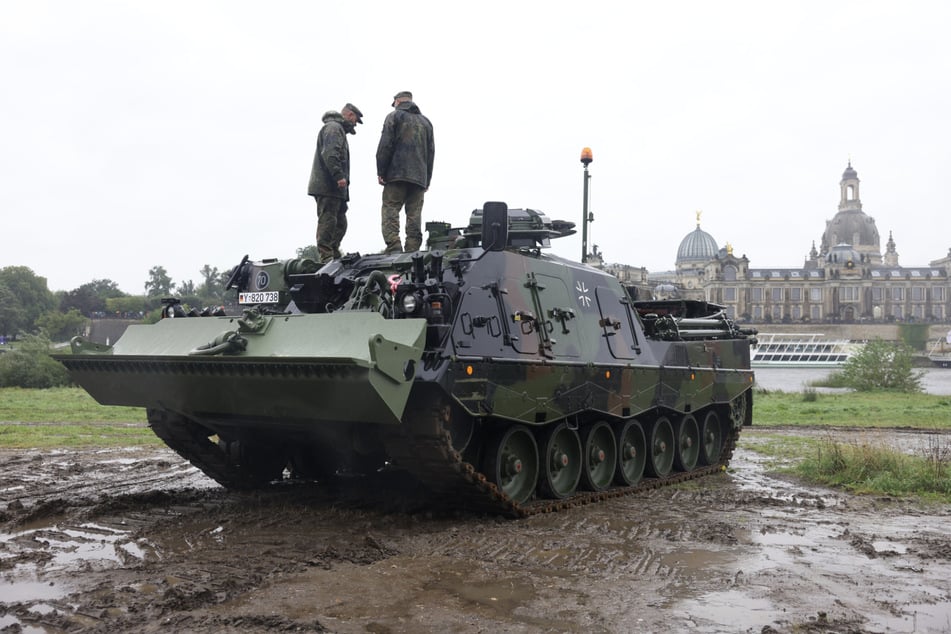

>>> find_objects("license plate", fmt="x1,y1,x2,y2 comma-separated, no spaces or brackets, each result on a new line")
239,291,280,304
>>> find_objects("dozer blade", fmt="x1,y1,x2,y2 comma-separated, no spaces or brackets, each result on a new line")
56,312,427,426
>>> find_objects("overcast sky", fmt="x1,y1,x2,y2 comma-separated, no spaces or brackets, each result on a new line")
3,1,950,294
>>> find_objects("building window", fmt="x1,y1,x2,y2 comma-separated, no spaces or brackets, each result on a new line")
810,305,821,320
792,305,802,320
771,287,783,302
912,287,925,301
724,287,736,301
892,287,904,301
752,288,763,302
936,306,944,320
914,305,924,319
810,288,822,302
723,265,737,281
753,306,762,320
871,287,883,302
789,287,802,301
841,286,859,301
772,305,783,320
892,305,903,319
934,287,946,302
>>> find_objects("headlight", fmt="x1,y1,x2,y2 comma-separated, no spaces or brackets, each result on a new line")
401,293,419,314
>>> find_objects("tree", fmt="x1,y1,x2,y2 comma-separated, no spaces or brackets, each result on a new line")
297,245,319,261
0,283,25,338
144,266,174,297
35,309,88,342
177,279,196,296
60,279,125,316
106,295,154,317
836,339,923,392
198,265,220,296
0,266,56,336
0,332,72,388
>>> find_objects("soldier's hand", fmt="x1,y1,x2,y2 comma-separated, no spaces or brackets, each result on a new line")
378,176,386,185
337,178,348,188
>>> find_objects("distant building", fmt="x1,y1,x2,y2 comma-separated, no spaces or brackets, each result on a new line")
629,162,950,323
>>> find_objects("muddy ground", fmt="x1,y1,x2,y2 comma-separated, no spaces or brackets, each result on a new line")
2,427,951,633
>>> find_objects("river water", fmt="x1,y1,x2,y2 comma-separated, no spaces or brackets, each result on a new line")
753,365,951,395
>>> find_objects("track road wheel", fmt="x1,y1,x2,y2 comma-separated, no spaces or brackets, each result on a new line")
674,414,700,472
483,425,539,504
646,416,675,478
613,420,646,486
699,410,723,466
538,422,582,499
580,421,617,491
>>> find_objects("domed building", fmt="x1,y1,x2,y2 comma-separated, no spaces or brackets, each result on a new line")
675,212,719,289
656,162,950,323
820,162,882,266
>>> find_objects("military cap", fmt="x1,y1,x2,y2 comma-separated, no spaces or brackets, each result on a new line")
344,102,363,124
391,91,413,106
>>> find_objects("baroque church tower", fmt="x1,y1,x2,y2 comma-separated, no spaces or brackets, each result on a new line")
819,162,883,266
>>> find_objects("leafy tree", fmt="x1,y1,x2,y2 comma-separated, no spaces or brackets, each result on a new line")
297,245,319,261
144,265,174,297
198,265,221,296
106,295,154,317
0,282,25,338
60,279,126,316
0,266,56,335
177,279,196,296
835,338,923,392
0,332,72,388
35,309,88,342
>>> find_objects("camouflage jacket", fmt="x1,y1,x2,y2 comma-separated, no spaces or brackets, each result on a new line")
308,111,354,200
375,101,435,189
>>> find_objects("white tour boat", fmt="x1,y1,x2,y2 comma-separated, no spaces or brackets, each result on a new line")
751,333,860,367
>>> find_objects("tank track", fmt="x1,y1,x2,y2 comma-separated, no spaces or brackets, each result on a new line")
382,397,741,518
147,402,741,518
147,409,270,490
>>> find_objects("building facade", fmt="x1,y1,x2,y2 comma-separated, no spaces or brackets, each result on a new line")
654,163,951,323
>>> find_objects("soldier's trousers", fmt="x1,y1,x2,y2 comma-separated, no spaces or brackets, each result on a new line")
380,181,424,253
315,196,348,263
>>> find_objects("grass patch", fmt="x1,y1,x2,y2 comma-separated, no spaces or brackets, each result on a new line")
0,422,161,448
743,428,951,503
747,433,951,503
753,389,951,429
800,439,951,501
0,387,145,423
0,387,154,448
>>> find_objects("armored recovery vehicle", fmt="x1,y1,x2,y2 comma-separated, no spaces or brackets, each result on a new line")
59,203,756,517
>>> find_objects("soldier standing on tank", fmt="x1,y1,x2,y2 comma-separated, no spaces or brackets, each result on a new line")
307,102,363,263
376,91,435,254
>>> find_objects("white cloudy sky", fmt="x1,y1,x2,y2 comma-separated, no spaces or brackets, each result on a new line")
2,1,950,294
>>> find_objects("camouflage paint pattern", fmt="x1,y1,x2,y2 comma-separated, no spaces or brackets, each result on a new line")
57,206,755,499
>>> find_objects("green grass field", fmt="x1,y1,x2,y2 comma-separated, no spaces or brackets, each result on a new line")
0,387,157,448
752,389,951,429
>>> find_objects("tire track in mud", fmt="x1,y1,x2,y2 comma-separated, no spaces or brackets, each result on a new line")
3,436,951,633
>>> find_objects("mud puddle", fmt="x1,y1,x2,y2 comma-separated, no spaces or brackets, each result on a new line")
2,430,951,633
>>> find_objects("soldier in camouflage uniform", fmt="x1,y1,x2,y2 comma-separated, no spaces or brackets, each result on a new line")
307,103,363,263
376,91,435,254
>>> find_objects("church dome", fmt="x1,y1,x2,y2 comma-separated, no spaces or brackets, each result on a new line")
677,225,718,263
823,210,880,250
